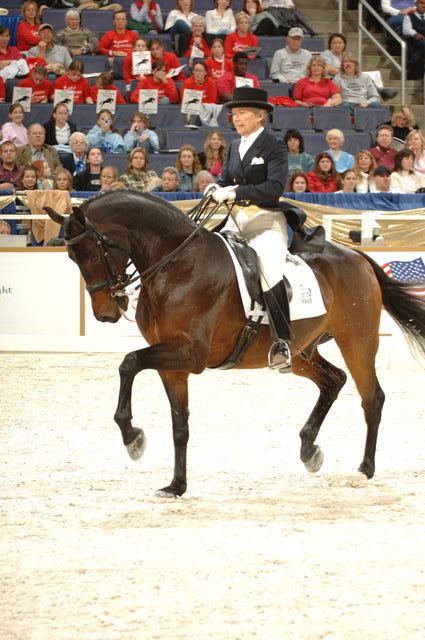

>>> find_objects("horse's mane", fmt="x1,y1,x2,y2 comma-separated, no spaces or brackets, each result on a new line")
80,189,199,236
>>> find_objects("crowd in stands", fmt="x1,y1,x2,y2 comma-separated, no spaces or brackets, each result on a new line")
0,0,424,243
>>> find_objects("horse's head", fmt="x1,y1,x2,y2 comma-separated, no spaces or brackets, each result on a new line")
45,205,130,323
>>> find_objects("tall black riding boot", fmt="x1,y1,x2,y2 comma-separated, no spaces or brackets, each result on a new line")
263,281,292,372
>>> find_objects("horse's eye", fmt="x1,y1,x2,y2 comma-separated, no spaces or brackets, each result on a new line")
91,256,100,264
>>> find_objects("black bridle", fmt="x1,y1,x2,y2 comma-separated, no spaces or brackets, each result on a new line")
65,215,138,296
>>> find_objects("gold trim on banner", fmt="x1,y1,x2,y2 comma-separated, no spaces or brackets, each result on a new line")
0,195,16,210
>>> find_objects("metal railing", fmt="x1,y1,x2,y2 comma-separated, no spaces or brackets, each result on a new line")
358,0,407,104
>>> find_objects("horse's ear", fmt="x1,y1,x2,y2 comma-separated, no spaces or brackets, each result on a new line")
44,206,66,227
72,206,86,226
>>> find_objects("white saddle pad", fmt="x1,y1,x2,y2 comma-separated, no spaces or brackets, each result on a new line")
217,233,327,323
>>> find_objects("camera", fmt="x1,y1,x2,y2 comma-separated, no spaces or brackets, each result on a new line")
103,117,110,124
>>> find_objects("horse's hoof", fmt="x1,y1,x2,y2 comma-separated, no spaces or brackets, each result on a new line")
304,446,324,473
126,431,146,461
155,489,179,499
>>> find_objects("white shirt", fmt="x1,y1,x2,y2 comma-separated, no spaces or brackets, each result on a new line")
239,126,264,160
55,123,71,145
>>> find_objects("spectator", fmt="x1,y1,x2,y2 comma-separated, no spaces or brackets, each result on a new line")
99,11,139,59
124,112,160,154
205,0,236,38
43,103,77,150
17,1,40,53
18,165,38,191
333,53,381,111
270,27,312,89
402,0,425,79
164,0,199,55
205,37,233,80
76,0,123,11
128,0,164,34
0,220,11,235
51,162,73,193
224,11,258,58
243,0,283,36
287,171,309,192
62,132,89,175
89,71,127,105
353,149,377,192
261,0,315,35
183,16,211,58
56,9,99,56
336,168,357,192
293,56,341,107
0,142,24,190
149,38,185,81
181,60,217,102
1,104,28,148
54,60,94,104
73,146,103,191
389,106,418,141
17,123,63,174
175,143,201,191
150,166,182,191
405,129,425,175
32,159,54,190
120,147,158,190
198,129,227,177
390,148,425,192
217,51,260,102
18,65,54,103
382,0,415,34
283,129,314,178
130,60,179,104
369,124,397,170
28,24,72,79
124,37,149,87
86,110,125,154
322,32,397,101
325,129,354,172
0,26,23,73
370,165,394,192
306,152,338,192
100,165,125,190
193,169,215,191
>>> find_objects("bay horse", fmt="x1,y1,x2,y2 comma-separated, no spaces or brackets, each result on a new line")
46,190,425,497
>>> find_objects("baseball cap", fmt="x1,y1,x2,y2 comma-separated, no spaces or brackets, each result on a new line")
39,23,54,32
374,165,391,176
288,27,304,38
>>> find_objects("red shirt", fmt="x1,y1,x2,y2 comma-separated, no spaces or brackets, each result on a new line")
99,30,139,57
306,171,338,193
180,76,217,104
130,76,179,104
90,84,127,105
224,32,258,59
205,56,233,80
293,77,340,106
0,46,22,62
54,75,91,104
183,36,211,59
217,71,260,101
16,22,40,52
152,51,185,81
369,145,397,171
18,76,53,103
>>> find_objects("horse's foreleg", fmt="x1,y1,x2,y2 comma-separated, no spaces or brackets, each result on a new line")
156,371,190,498
114,342,196,471
292,351,347,473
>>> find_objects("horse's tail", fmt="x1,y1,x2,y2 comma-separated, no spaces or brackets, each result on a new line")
357,250,425,359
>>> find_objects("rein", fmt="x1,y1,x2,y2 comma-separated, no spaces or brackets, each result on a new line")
66,195,223,296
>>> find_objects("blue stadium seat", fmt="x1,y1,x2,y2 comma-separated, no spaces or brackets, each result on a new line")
146,153,178,174
247,57,269,81
261,83,290,98
112,56,125,80
103,153,129,174
353,107,390,131
80,10,114,33
74,55,109,75
272,107,313,131
40,10,67,30
5,77,20,103
164,129,208,152
313,106,353,131
258,36,324,58
343,131,373,153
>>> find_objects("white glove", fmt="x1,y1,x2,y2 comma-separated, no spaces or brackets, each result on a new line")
203,182,219,196
212,185,238,204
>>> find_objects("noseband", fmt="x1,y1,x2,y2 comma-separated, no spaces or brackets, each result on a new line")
65,216,137,296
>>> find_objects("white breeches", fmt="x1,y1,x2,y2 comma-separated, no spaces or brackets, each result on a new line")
222,208,288,291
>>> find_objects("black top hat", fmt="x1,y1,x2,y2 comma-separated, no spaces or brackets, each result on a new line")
224,87,273,113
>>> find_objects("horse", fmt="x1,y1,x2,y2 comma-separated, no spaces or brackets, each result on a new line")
45,190,425,497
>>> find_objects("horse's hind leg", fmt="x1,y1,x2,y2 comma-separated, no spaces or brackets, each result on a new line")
335,336,385,479
292,351,347,473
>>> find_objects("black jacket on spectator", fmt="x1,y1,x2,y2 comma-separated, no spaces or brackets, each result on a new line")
407,14,425,78
73,169,101,192
43,119,78,146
